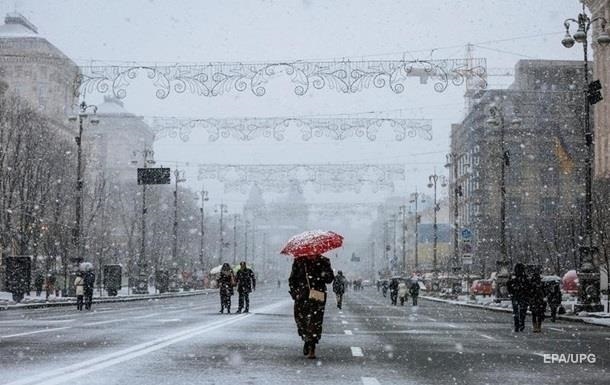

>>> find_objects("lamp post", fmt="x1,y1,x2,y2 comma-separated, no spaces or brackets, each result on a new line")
131,147,155,294
198,188,208,271
172,169,187,264
68,101,99,263
399,205,407,274
232,214,240,264
216,204,228,262
427,172,447,284
409,190,424,271
562,3,609,312
486,97,521,301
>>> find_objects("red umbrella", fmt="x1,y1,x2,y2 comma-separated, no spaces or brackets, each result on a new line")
280,230,344,258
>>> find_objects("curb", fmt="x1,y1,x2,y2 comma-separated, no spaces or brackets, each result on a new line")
420,295,609,328
0,289,218,311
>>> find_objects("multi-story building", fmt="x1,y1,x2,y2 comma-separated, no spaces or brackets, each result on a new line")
451,60,587,276
0,13,78,121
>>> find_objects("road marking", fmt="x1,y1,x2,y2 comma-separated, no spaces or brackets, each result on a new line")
351,346,364,357
344,330,353,335
480,334,496,341
549,327,564,332
158,319,181,323
82,318,127,327
446,323,458,329
426,317,437,322
4,299,290,385
362,377,381,385
341,320,349,325
1,327,71,339
132,313,160,319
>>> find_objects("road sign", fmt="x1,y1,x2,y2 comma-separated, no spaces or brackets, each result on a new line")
137,168,171,185
461,243,473,254
461,228,472,240
462,255,473,265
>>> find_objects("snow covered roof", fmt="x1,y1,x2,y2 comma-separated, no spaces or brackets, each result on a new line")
0,13,39,38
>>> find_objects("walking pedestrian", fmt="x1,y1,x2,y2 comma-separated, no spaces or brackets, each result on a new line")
546,282,562,322
218,263,235,314
83,267,95,310
507,263,529,332
34,273,44,297
381,280,388,298
389,278,399,305
409,280,420,306
288,254,334,359
398,280,408,306
236,261,256,313
45,273,56,300
74,271,84,311
529,272,546,333
332,270,347,309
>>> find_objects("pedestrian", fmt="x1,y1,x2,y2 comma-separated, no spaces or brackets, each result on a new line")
34,273,44,297
83,267,95,310
381,280,388,298
376,279,381,292
45,273,56,300
74,271,84,311
288,254,334,359
332,270,347,309
529,272,546,333
507,263,529,332
389,278,399,305
236,261,256,313
546,282,562,322
218,263,235,314
409,280,420,306
398,280,408,306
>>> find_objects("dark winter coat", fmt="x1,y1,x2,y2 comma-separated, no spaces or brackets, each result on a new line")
507,274,529,303
332,274,347,294
389,279,399,294
409,282,420,296
83,271,95,291
528,275,547,315
218,271,235,297
546,284,562,306
236,267,256,293
289,256,334,301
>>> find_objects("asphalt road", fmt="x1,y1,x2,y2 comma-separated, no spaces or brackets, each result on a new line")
0,286,608,385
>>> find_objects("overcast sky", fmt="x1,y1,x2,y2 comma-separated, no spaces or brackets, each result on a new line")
2,0,587,210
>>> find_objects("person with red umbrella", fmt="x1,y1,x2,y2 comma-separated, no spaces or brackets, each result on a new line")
282,230,341,359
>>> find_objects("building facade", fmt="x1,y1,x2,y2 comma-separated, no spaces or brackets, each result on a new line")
451,60,587,276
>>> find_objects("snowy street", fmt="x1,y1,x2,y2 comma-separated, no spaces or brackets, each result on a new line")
1,287,608,385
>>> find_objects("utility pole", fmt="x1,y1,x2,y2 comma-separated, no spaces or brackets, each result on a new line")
244,220,249,263
410,190,421,270
172,169,186,264
391,214,397,272
218,204,227,262
400,205,407,274
199,188,208,270
133,147,155,294
232,214,239,264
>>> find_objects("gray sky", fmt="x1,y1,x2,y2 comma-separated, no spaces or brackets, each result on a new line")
3,0,586,210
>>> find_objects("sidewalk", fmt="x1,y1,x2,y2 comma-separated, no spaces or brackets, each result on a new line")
421,294,610,328
0,288,218,311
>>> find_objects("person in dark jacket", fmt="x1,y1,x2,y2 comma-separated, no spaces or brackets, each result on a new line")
529,272,546,332
289,254,334,360
236,261,256,313
389,278,399,305
332,270,347,309
218,263,235,314
83,268,95,310
546,282,562,322
507,263,529,332
409,280,420,306
34,273,44,297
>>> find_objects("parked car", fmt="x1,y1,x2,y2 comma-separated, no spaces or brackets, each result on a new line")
470,279,493,296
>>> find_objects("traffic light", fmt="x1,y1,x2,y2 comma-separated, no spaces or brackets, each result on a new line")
588,80,603,105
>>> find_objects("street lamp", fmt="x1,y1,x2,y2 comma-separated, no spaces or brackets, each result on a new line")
409,190,425,271
427,172,447,284
130,148,155,294
197,188,209,271
215,204,228,262
68,101,99,263
445,153,465,294
172,169,187,264
562,3,608,312
486,97,521,301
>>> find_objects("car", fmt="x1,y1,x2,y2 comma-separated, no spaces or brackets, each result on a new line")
470,279,493,296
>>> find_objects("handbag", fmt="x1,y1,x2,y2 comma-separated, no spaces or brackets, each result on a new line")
305,265,325,302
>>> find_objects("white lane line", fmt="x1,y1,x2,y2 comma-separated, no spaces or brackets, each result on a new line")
82,318,127,327
426,317,437,322
549,327,564,332
132,313,160,319
344,330,353,335
480,334,496,341
5,299,291,385
446,323,458,329
361,377,381,385
351,346,364,357
1,327,71,339
158,319,181,323
341,320,349,325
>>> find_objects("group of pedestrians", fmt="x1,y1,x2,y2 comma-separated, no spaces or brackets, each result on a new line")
507,263,562,333
218,261,256,314
380,278,419,306
73,267,95,311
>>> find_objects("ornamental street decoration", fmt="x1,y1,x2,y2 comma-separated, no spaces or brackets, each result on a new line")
77,58,487,99
148,116,433,142
197,164,405,193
